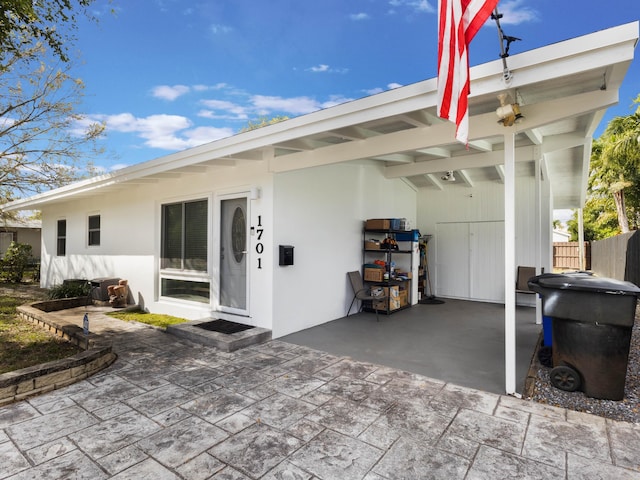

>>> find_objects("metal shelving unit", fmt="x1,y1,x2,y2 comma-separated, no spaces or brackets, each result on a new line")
362,227,415,315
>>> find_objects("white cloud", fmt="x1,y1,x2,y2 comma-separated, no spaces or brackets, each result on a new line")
198,99,249,120
84,83,358,154
388,0,435,14
309,64,330,73
364,83,403,96
497,0,539,25
87,112,232,151
350,12,370,21
306,64,349,74
211,23,233,35
151,85,190,101
251,95,323,116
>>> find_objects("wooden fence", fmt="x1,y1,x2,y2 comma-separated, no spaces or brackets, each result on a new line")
553,242,591,270
591,231,640,285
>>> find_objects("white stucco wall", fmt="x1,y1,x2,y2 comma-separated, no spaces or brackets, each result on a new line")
272,161,417,337
40,162,275,327
38,159,416,337
416,174,551,304
37,155,552,335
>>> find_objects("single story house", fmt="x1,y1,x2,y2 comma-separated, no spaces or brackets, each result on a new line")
3,22,638,394
553,229,571,243
0,219,41,259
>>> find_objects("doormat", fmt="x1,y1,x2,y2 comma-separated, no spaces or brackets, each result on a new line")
195,319,254,334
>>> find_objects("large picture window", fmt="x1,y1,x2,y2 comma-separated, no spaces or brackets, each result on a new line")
161,199,208,271
160,199,209,304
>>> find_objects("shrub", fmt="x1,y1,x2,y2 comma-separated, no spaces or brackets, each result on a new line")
47,281,91,299
0,242,33,283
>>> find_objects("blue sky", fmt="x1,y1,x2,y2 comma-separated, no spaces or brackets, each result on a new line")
72,0,639,171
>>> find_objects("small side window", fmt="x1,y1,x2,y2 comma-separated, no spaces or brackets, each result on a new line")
88,215,100,246
57,219,66,256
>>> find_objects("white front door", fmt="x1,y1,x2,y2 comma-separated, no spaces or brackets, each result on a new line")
219,196,249,315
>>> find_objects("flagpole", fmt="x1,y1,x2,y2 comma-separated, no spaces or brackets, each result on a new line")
491,8,513,84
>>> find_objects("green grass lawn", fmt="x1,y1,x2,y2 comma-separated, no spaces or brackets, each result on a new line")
0,283,188,375
106,311,188,329
0,287,82,375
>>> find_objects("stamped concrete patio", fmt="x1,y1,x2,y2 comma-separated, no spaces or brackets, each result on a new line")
1,306,640,479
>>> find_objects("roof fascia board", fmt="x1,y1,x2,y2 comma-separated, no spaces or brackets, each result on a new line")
385,146,537,178
273,89,618,174
469,21,638,88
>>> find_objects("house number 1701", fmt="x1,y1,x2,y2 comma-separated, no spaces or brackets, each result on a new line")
256,215,264,269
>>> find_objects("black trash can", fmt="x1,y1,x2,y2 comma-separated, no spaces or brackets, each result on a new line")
528,273,640,400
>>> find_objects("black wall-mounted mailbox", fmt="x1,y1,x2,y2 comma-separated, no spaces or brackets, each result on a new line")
279,245,294,266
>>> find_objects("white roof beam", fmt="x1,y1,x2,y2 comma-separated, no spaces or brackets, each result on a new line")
467,139,493,152
387,146,536,178
173,166,209,174
329,126,372,140
426,174,444,190
274,138,323,151
201,159,237,167
416,147,451,158
271,89,618,174
525,127,543,145
398,110,432,127
495,164,505,183
371,153,414,163
541,133,590,154
458,169,474,187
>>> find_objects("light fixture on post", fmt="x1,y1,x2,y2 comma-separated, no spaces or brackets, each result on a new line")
496,93,524,127
441,170,456,182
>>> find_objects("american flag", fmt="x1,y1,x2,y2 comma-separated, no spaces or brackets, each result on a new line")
437,0,499,144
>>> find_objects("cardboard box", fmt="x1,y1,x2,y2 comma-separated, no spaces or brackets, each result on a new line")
399,290,408,307
364,267,384,282
375,297,401,310
365,219,390,230
370,285,386,298
364,240,380,250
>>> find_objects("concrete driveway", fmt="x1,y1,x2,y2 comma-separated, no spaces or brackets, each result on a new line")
1,307,640,479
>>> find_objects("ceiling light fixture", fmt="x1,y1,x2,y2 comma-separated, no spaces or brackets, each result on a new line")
496,93,524,127
441,171,456,182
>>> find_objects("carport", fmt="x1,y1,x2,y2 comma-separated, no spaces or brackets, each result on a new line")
2,22,637,397
282,300,540,395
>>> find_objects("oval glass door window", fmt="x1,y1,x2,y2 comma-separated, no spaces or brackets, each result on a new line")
231,206,246,263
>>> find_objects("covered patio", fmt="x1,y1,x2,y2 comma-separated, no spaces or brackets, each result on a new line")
282,300,541,395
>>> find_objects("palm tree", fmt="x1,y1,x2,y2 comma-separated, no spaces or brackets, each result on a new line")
594,95,640,233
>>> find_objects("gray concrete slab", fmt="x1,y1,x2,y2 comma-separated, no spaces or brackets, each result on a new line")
281,299,541,395
2,306,640,479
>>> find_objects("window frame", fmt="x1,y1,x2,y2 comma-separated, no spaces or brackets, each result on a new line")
88,214,101,247
159,197,210,304
56,219,66,257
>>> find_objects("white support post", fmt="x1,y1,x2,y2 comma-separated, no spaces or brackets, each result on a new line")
504,132,517,395
534,155,542,325
578,208,585,270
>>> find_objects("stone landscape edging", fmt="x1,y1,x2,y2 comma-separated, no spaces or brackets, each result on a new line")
0,298,116,406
